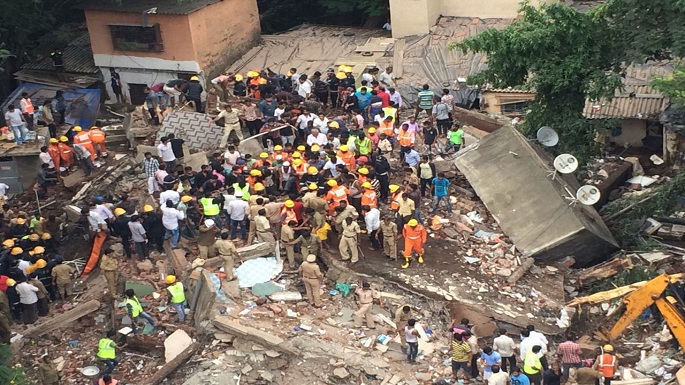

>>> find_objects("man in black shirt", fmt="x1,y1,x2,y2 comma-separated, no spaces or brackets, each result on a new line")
183,76,204,112
167,133,185,163
51,48,66,82
194,165,211,191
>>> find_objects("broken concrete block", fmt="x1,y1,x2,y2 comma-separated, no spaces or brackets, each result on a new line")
164,329,193,363
241,364,253,374
137,259,154,272
268,291,303,302
415,372,432,381
333,367,350,379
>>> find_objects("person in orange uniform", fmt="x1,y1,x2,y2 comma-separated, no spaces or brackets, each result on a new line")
361,182,377,210
593,345,618,385
72,126,96,161
88,126,107,158
389,184,403,211
401,218,427,269
292,159,307,182
397,123,414,162
281,199,298,225
357,167,369,184
253,152,268,169
48,138,61,173
336,145,355,170
270,145,286,163
57,136,74,169
325,179,349,215
247,169,262,188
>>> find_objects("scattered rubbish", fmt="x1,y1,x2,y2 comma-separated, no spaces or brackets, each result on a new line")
466,211,483,223
329,289,339,296
252,282,285,297
463,256,481,264
81,366,100,377
299,324,312,331
118,327,133,335
335,283,352,297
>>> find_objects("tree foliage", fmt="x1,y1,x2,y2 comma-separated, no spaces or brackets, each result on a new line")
0,344,28,385
451,2,626,164
652,63,685,108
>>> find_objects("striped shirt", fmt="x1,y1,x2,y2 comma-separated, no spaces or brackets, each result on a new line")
143,158,160,178
451,340,472,362
557,340,582,364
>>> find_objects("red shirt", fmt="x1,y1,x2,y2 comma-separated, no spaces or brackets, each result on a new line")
378,91,390,108
151,82,165,93
293,201,305,223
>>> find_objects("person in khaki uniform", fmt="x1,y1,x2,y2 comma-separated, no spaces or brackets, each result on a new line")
307,191,329,214
380,216,398,260
339,216,360,263
247,197,266,245
281,220,297,266
298,254,323,307
289,230,321,262
395,305,413,351
216,231,239,281
333,201,358,233
354,282,380,328
51,257,75,300
100,248,119,296
254,209,276,249
197,219,217,258
38,355,60,385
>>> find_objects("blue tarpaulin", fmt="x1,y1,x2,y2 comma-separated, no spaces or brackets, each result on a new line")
2,82,101,129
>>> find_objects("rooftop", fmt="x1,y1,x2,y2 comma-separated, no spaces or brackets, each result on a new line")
20,32,99,75
583,85,667,120
79,0,221,15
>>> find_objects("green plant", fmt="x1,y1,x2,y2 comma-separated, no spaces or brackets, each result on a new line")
587,265,657,294
0,344,29,385
652,63,685,109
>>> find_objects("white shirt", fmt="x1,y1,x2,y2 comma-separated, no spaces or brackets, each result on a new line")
296,114,314,130
520,335,547,358
226,199,249,221
16,281,38,304
291,74,300,90
306,133,328,146
94,203,114,220
312,117,329,131
405,326,418,343
361,73,374,83
222,194,237,209
39,152,54,168
389,92,402,108
379,71,395,87
365,208,380,232
328,137,341,150
160,190,180,206
161,206,184,230
530,330,548,347
5,110,23,126
158,142,176,162
298,81,312,98
274,107,285,120
223,150,241,166
382,22,392,31
87,211,106,232
493,334,516,358
0,183,9,199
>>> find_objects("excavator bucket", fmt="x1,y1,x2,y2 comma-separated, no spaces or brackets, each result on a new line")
608,274,671,340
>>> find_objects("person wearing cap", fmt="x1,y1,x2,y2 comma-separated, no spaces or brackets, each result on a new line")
254,208,276,249
47,138,62,173
183,75,204,112
280,220,297,267
28,270,49,317
280,199,298,227
197,219,217,259
299,254,323,308
336,144,356,171
361,181,377,210
325,179,350,216
35,257,56,301
8,216,30,238
165,275,187,322
380,215,398,260
339,216,361,263
51,257,74,300
354,281,380,328
401,218,427,269
128,215,149,260
593,345,618,385
211,103,243,148
72,125,97,161
57,135,74,170
216,231,239,281
111,208,132,259
15,276,39,324
100,248,118,296
89,126,107,158
302,183,319,207
301,166,323,192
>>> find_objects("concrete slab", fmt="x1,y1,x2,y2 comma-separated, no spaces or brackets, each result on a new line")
213,317,298,355
238,138,264,157
126,281,156,298
61,169,86,188
336,307,355,324
164,329,193,363
184,151,208,172
135,145,158,163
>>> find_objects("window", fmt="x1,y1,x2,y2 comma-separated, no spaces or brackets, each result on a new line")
500,100,530,114
110,24,163,52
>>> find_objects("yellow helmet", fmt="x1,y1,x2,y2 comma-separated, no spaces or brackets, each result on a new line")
259,152,269,159
33,246,45,254
16,218,26,225
250,169,262,177
389,184,400,193
59,136,69,142
73,126,82,132
329,121,339,129
311,144,320,152
358,167,369,175
368,127,376,134
143,204,154,213
336,71,346,80
190,75,199,81
297,145,306,152
307,166,318,175
26,264,37,275
274,145,283,151
362,182,373,189
41,233,51,240
258,78,267,85
2,239,14,248
308,183,318,190
292,151,301,159
247,71,259,78
339,145,349,152
6,278,16,287
114,208,127,217
293,159,302,166
603,344,614,352
254,182,265,191
10,247,23,256
165,275,177,284
49,138,59,144
327,179,338,187
36,259,47,268
407,219,419,226
284,200,295,208
29,234,40,242
234,74,243,81
181,195,193,203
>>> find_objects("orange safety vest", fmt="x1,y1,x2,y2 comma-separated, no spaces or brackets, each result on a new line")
89,128,106,143
21,98,34,114
74,132,92,146
99,379,119,385
357,175,368,185
270,151,285,163
379,121,394,136
246,175,258,187
597,354,616,378
361,190,377,209
326,186,349,204
398,130,413,147
390,191,402,211
293,163,307,176
403,224,427,243
281,207,297,225
252,160,264,169
57,143,72,160
48,145,61,167
337,151,355,169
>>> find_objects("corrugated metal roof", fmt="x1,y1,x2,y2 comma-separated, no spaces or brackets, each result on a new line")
80,0,221,15
483,88,535,94
21,33,99,75
583,85,667,119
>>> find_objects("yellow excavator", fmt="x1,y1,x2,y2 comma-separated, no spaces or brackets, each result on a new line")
600,274,685,350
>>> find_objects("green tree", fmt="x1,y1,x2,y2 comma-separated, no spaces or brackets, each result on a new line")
0,344,28,385
451,2,626,164
652,63,685,108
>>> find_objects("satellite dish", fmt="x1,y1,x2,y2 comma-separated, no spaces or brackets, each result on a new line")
576,185,601,206
536,126,559,147
553,154,578,174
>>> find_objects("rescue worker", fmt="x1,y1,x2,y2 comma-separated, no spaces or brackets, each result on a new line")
336,144,356,170
361,182,377,210
112,208,132,259
57,136,74,170
389,184,403,212
325,180,349,215
401,218,427,269
100,248,118,296
380,215,398,260
51,257,74,300
247,197,266,245
97,330,118,376
288,230,321,262
38,355,60,384
281,200,298,226
397,123,414,162
254,208,276,248
48,138,61,174
216,231,238,281
197,219,217,259
99,375,119,385
124,288,155,335
593,345,618,385
165,275,187,322
339,216,360,263
35,257,55,301
281,220,297,267
89,126,107,158
298,254,323,308
200,191,223,228
395,305,413,352
72,126,96,161
353,282,380,328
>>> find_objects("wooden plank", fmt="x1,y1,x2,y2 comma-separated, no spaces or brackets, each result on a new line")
146,342,200,385
25,300,101,338
392,38,405,78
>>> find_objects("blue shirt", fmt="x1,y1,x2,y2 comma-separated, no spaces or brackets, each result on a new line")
481,351,502,373
356,92,371,109
404,150,420,167
431,177,450,197
511,374,530,385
